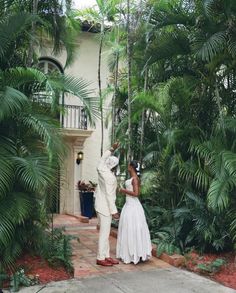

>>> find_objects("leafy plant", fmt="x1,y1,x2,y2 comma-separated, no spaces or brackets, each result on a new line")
153,238,181,257
0,265,8,292
0,1,96,272
78,180,97,192
38,228,75,272
197,258,226,274
113,0,236,256
10,268,39,292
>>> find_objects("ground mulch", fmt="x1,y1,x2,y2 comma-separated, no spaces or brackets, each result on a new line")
15,254,73,284
185,251,236,290
3,250,236,291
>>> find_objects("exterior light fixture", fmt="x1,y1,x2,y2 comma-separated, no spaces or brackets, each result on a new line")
76,151,84,165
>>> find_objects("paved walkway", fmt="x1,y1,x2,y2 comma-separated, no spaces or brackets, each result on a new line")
13,268,236,293
53,214,170,278
4,215,236,292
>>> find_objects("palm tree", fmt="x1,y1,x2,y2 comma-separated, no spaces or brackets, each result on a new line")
26,0,38,66
0,8,96,270
126,0,132,161
77,0,121,155
0,0,80,68
0,67,95,269
113,0,236,252
107,26,124,143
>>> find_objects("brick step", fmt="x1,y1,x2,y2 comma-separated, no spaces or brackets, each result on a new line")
65,226,97,231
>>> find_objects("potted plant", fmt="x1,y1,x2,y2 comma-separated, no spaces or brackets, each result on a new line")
78,181,97,219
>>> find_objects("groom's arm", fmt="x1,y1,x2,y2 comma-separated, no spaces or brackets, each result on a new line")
97,144,117,171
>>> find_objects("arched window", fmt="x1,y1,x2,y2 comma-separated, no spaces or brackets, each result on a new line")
35,57,64,105
36,57,87,129
38,57,64,74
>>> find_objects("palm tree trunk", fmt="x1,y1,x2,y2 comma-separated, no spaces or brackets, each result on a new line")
139,69,148,164
111,52,119,143
27,0,38,67
98,28,104,156
127,0,132,161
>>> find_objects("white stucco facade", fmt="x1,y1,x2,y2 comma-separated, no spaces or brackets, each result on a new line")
39,32,111,215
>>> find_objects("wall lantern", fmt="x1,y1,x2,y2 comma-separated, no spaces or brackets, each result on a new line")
76,151,84,165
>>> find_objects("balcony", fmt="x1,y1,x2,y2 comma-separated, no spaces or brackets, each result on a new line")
33,95,88,130
61,104,87,130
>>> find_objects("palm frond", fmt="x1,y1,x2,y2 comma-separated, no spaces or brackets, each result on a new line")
48,74,99,123
207,178,232,211
222,151,236,177
194,31,227,62
2,67,47,88
0,192,33,247
14,155,56,192
0,12,35,59
229,210,236,241
189,140,214,162
0,86,29,121
150,1,194,28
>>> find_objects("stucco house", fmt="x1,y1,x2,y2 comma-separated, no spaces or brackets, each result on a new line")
38,28,111,217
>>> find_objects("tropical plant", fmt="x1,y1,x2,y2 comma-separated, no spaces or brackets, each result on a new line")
0,0,80,68
197,258,226,274
113,0,236,254
0,3,96,272
38,228,74,271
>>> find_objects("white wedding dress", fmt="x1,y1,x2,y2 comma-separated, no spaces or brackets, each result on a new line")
116,178,152,264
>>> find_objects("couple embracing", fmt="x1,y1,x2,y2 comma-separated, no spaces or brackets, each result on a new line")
95,142,152,266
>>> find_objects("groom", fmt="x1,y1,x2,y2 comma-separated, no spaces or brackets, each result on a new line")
95,142,120,266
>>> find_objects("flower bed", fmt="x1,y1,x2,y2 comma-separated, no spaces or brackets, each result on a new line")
16,254,73,284
2,253,73,290
185,251,236,290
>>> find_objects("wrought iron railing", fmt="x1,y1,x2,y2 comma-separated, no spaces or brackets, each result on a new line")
32,95,87,130
61,104,87,130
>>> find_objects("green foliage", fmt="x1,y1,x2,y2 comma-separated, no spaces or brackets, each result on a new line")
113,0,236,255
0,265,8,290
197,258,226,274
155,241,181,257
10,268,39,292
38,228,74,272
0,0,94,273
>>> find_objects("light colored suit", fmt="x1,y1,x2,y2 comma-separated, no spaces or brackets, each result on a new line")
95,150,118,216
95,150,118,260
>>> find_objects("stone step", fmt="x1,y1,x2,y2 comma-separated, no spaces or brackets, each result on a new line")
65,226,97,231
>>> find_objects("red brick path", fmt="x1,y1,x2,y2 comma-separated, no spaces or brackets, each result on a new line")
53,214,170,279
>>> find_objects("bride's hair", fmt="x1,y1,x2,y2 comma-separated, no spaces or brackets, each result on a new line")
130,160,141,176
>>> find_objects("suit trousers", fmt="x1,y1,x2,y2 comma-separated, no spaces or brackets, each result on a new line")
97,212,112,260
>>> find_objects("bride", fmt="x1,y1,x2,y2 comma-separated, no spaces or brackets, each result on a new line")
116,161,152,264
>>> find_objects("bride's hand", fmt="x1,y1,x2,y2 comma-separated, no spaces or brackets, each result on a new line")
119,188,125,194
112,213,120,220
112,141,119,150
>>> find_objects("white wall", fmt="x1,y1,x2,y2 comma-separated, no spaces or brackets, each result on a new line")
70,33,111,184
39,32,112,214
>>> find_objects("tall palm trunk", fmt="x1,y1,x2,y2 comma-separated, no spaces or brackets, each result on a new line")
127,0,132,161
139,69,148,165
112,8,121,145
27,0,38,67
98,24,104,156
111,51,119,143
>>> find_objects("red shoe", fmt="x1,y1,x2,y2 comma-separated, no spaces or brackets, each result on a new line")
96,259,113,266
105,257,119,265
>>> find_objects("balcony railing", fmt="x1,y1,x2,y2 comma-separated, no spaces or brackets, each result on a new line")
33,95,87,130
61,104,87,130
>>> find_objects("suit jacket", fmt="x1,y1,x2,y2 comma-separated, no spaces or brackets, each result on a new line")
94,150,118,216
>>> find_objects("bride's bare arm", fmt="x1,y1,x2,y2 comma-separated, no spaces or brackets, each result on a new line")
119,177,140,197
